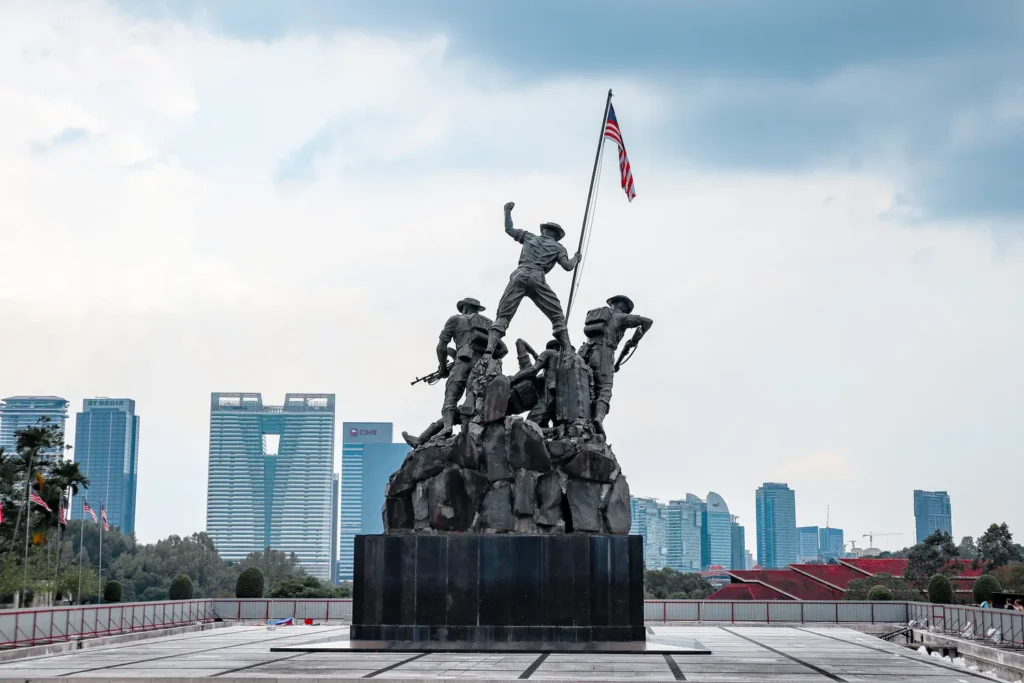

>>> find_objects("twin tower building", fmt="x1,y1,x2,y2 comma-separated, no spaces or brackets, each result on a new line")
205,393,407,583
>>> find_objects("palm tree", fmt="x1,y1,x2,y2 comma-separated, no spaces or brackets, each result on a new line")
50,461,88,497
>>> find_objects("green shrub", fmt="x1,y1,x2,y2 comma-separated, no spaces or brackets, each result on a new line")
972,574,1001,605
928,574,954,604
168,574,194,600
867,585,893,601
103,581,123,603
235,567,265,598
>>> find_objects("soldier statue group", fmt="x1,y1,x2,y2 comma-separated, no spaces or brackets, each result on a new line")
404,201,652,447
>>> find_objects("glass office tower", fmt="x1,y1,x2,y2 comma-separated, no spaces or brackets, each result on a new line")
206,393,335,580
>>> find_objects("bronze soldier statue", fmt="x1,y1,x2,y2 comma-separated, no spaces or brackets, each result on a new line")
402,297,496,447
579,295,653,430
484,201,581,356
511,339,561,427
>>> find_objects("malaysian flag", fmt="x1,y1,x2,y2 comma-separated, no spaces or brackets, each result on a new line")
100,503,109,531
604,104,636,202
58,495,67,526
29,491,52,512
83,498,98,523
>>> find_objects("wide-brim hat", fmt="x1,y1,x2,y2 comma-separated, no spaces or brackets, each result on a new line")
539,222,565,241
457,297,486,313
606,295,635,314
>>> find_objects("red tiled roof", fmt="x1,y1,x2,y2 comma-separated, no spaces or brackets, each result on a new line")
840,558,906,576
728,570,845,601
789,563,867,590
841,557,983,579
705,583,792,601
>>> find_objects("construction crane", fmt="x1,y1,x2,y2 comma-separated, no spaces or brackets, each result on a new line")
862,531,901,547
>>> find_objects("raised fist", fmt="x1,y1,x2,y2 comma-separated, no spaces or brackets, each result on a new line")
503,201,515,212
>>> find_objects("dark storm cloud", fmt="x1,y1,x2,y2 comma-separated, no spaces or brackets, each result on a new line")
117,0,1024,222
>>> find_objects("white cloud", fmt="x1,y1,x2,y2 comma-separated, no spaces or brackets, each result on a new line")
1,1,1022,550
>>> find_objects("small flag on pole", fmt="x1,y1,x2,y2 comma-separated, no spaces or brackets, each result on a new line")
29,491,52,512
59,495,67,526
100,503,109,531
603,104,636,202
83,498,98,523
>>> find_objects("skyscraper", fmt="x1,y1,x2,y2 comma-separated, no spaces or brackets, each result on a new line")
206,393,335,580
665,498,702,572
629,496,668,569
797,525,820,562
73,398,140,534
755,483,797,569
0,396,69,452
819,527,844,561
914,490,952,543
701,492,732,570
338,423,410,581
330,473,340,584
731,517,746,571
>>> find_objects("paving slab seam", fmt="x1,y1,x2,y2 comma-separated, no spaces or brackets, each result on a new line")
362,652,430,678
719,627,846,682
517,652,549,679
58,627,349,676
660,653,685,680
210,650,311,676
0,623,235,664
791,626,1003,682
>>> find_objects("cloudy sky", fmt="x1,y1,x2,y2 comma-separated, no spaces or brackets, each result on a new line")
2,1,1023,553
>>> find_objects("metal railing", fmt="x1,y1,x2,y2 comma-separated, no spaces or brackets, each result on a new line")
210,599,353,622
908,601,1024,649
5,599,1018,650
643,599,910,624
0,600,213,649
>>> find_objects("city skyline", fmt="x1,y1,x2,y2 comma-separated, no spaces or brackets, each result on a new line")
3,2,1023,546
0,393,972,558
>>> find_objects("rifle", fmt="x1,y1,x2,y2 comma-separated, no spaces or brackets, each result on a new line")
614,336,642,373
411,348,457,386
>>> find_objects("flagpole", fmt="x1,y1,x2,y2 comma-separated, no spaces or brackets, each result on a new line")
97,505,103,604
77,511,85,604
566,88,614,324
53,491,65,602
21,450,35,607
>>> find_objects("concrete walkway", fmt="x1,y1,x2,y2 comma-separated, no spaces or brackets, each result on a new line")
0,624,1003,681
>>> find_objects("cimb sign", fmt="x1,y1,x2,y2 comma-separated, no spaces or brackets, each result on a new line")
349,428,377,437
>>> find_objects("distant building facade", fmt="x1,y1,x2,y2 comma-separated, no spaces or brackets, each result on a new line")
630,496,668,569
665,498,702,572
914,490,952,543
73,398,141,535
205,393,335,580
755,482,797,569
338,423,410,581
797,525,820,562
701,492,732,570
730,517,746,571
0,396,69,452
819,527,844,561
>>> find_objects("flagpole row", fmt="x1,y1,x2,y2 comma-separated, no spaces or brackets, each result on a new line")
566,89,614,325
77,511,85,604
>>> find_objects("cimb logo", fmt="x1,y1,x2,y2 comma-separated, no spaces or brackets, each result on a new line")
349,428,377,437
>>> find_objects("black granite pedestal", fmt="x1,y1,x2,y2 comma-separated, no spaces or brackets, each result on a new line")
351,534,645,644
